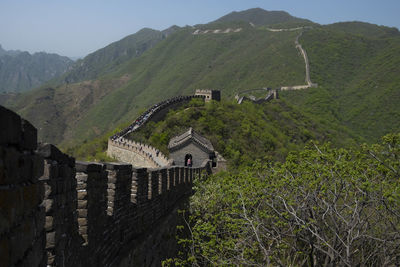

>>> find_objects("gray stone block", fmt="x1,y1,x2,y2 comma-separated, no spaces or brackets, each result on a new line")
45,216,53,231
0,235,10,266
42,199,53,213
77,218,87,226
45,231,55,249
0,106,22,147
37,143,71,164
10,220,34,265
132,168,147,174
22,234,45,267
21,119,37,150
31,154,44,182
77,200,87,209
40,160,58,181
105,162,132,171
76,161,103,173
77,191,87,200
1,147,24,185
77,209,87,218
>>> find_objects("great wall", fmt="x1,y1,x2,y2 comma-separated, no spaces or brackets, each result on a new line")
1,25,319,267
0,105,213,267
280,29,318,90
107,94,207,168
193,24,317,102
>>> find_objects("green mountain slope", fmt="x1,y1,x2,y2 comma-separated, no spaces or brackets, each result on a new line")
2,8,399,148
128,99,357,165
5,22,307,146
325,21,399,38
57,27,179,84
282,23,400,141
68,98,358,163
66,25,308,146
213,7,314,27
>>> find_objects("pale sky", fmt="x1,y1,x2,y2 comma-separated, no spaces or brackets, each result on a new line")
0,0,399,58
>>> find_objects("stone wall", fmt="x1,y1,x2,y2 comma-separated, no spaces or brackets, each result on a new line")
108,94,206,168
37,143,82,266
107,139,159,168
0,106,46,267
170,143,212,168
0,105,211,267
148,97,195,123
195,89,220,102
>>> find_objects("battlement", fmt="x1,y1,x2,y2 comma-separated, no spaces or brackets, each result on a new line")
108,92,219,167
0,105,211,266
107,138,172,168
195,89,221,102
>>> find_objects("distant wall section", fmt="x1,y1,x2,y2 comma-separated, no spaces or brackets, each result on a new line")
107,139,159,168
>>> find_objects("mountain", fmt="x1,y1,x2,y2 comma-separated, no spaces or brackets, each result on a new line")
5,23,307,146
0,44,22,57
281,22,400,141
325,21,399,38
0,48,73,93
2,8,399,148
58,26,180,84
212,7,315,27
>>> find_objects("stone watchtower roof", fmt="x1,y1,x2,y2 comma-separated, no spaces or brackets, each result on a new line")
168,127,214,153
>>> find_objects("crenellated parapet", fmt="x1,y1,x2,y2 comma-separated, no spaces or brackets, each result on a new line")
0,106,46,267
37,143,82,266
107,94,209,167
0,105,211,267
107,138,165,168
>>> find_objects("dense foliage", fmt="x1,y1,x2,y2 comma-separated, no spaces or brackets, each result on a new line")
283,25,400,142
128,99,357,167
168,133,400,266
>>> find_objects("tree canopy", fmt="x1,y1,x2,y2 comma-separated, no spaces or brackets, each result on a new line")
168,133,400,266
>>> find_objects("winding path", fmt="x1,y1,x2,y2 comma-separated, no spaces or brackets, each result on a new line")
271,27,317,90
108,95,204,167
237,26,317,103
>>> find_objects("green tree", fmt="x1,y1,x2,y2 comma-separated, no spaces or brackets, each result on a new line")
168,133,400,266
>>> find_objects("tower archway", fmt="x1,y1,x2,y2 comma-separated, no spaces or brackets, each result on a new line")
184,154,193,167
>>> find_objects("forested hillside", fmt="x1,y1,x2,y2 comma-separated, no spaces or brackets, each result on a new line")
282,22,400,141
1,8,399,150
67,97,358,165
57,27,179,84
168,133,400,266
3,22,306,146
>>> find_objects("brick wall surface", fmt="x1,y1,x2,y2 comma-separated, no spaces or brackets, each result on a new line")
0,105,211,267
0,106,46,267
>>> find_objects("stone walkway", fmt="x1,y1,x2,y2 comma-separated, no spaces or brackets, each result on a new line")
264,26,317,90
109,96,202,167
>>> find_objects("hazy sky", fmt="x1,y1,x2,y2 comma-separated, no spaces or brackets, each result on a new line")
1,0,399,58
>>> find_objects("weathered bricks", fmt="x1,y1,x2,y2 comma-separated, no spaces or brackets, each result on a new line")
38,143,80,267
0,106,46,267
0,105,22,146
0,105,211,267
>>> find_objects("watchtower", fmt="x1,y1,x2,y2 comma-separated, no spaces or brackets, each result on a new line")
195,89,221,102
